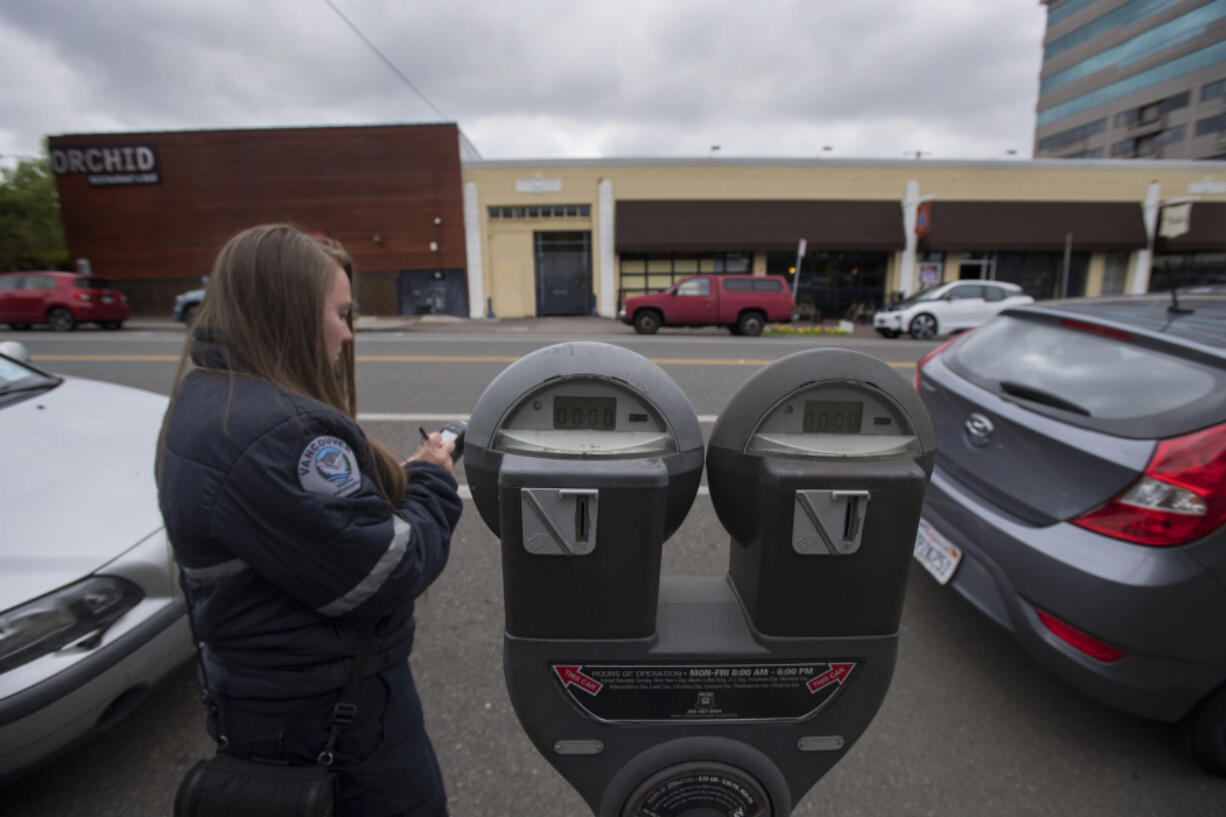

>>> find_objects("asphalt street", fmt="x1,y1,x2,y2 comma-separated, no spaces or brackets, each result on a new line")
3,320,1225,816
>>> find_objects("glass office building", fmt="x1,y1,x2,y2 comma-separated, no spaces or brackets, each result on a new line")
1036,0,1226,159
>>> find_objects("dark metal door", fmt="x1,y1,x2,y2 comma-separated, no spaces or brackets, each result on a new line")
396,269,469,316
534,231,592,316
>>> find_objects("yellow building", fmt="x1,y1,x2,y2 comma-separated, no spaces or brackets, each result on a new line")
460,157,1226,320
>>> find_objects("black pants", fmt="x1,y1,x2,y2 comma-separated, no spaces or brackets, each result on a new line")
210,661,447,817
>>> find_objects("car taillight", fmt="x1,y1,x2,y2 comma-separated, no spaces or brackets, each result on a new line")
912,335,960,391
1035,608,1126,663
1073,422,1226,547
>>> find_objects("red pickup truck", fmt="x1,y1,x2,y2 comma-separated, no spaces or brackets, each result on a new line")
618,274,793,336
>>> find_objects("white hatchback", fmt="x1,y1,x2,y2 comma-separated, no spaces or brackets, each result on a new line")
873,280,1034,340
0,341,193,784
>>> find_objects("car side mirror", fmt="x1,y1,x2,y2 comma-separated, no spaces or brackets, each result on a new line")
0,341,31,363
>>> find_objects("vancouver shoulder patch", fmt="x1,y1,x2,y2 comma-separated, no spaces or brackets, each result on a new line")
298,436,362,497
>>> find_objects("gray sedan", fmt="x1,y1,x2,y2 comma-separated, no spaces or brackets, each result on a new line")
912,293,1226,774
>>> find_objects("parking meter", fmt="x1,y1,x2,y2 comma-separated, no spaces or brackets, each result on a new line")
708,348,935,639
465,341,705,640
468,344,934,816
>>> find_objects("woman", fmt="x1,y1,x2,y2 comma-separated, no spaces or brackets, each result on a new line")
157,224,460,816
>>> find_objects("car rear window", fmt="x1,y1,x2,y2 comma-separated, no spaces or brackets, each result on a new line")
947,315,1220,425
723,278,754,291
0,276,21,291
754,279,783,291
74,277,113,289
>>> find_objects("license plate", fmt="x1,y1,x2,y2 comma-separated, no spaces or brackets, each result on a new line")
101,295,113,303
914,518,962,585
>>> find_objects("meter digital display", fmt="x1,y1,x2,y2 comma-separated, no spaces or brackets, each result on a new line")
554,396,617,430
745,382,918,459
802,401,862,434
489,375,675,456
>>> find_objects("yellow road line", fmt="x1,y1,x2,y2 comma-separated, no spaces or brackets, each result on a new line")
32,353,917,370
356,355,520,363
33,354,180,362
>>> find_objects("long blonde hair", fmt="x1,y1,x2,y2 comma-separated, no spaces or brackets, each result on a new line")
159,224,407,503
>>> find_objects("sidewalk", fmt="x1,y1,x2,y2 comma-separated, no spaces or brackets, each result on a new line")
125,314,881,338
353,314,622,334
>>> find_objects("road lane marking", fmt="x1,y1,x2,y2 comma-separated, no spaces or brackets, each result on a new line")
31,353,917,370
32,354,181,362
452,484,710,500
361,413,723,423
358,355,520,363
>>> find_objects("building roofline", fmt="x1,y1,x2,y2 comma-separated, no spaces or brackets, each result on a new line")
462,155,1226,171
48,121,459,140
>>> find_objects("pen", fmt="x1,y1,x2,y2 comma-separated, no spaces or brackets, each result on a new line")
419,426,429,442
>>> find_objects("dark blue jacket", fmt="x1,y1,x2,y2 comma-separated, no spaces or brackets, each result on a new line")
158,352,461,699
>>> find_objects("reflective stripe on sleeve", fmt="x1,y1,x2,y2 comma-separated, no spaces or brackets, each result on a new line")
180,558,249,583
318,515,411,616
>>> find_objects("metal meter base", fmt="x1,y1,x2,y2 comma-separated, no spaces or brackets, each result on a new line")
502,576,900,817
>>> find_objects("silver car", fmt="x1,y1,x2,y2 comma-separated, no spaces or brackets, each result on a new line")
912,294,1226,774
0,342,192,783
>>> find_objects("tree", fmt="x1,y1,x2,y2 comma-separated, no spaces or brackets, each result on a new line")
0,157,69,271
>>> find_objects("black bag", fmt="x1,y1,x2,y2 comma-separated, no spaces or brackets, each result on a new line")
173,570,376,817
174,753,336,817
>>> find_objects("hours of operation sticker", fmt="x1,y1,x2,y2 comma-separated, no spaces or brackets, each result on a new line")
551,661,857,723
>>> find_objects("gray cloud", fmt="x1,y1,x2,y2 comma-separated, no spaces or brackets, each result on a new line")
0,0,1046,162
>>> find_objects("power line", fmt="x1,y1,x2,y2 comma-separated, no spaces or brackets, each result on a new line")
320,0,450,122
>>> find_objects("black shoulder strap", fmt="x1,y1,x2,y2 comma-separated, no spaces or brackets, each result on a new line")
177,565,378,766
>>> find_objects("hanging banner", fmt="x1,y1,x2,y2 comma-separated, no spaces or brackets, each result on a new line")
1158,202,1192,239
915,202,932,237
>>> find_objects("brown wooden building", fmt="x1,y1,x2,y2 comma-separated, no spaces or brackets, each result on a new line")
48,123,467,315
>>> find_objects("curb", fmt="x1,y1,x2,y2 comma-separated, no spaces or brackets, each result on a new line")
120,316,881,338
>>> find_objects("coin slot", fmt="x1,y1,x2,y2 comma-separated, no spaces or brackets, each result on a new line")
575,494,590,543
843,495,861,541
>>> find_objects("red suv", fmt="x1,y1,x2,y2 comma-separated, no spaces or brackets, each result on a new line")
0,271,129,331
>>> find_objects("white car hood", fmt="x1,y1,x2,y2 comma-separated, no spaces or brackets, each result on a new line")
0,377,169,611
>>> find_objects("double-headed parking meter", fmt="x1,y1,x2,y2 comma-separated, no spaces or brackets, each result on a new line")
467,343,934,817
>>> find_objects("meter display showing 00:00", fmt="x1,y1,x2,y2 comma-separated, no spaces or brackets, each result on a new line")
554,396,617,430
803,400,863,433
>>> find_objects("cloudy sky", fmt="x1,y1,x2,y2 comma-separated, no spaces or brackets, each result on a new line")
0,0,1049,165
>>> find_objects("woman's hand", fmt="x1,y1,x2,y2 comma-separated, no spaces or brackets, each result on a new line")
405,431,456,475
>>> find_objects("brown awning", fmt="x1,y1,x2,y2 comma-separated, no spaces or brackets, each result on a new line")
1156,202,1226,252
616,200,904,253
921,201,1147,252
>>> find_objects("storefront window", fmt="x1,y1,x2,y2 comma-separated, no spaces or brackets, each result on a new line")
618,252,753,305
766,251,888,322
1102,253,1129,295
1150,253,1226,291
995,251,1090,299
